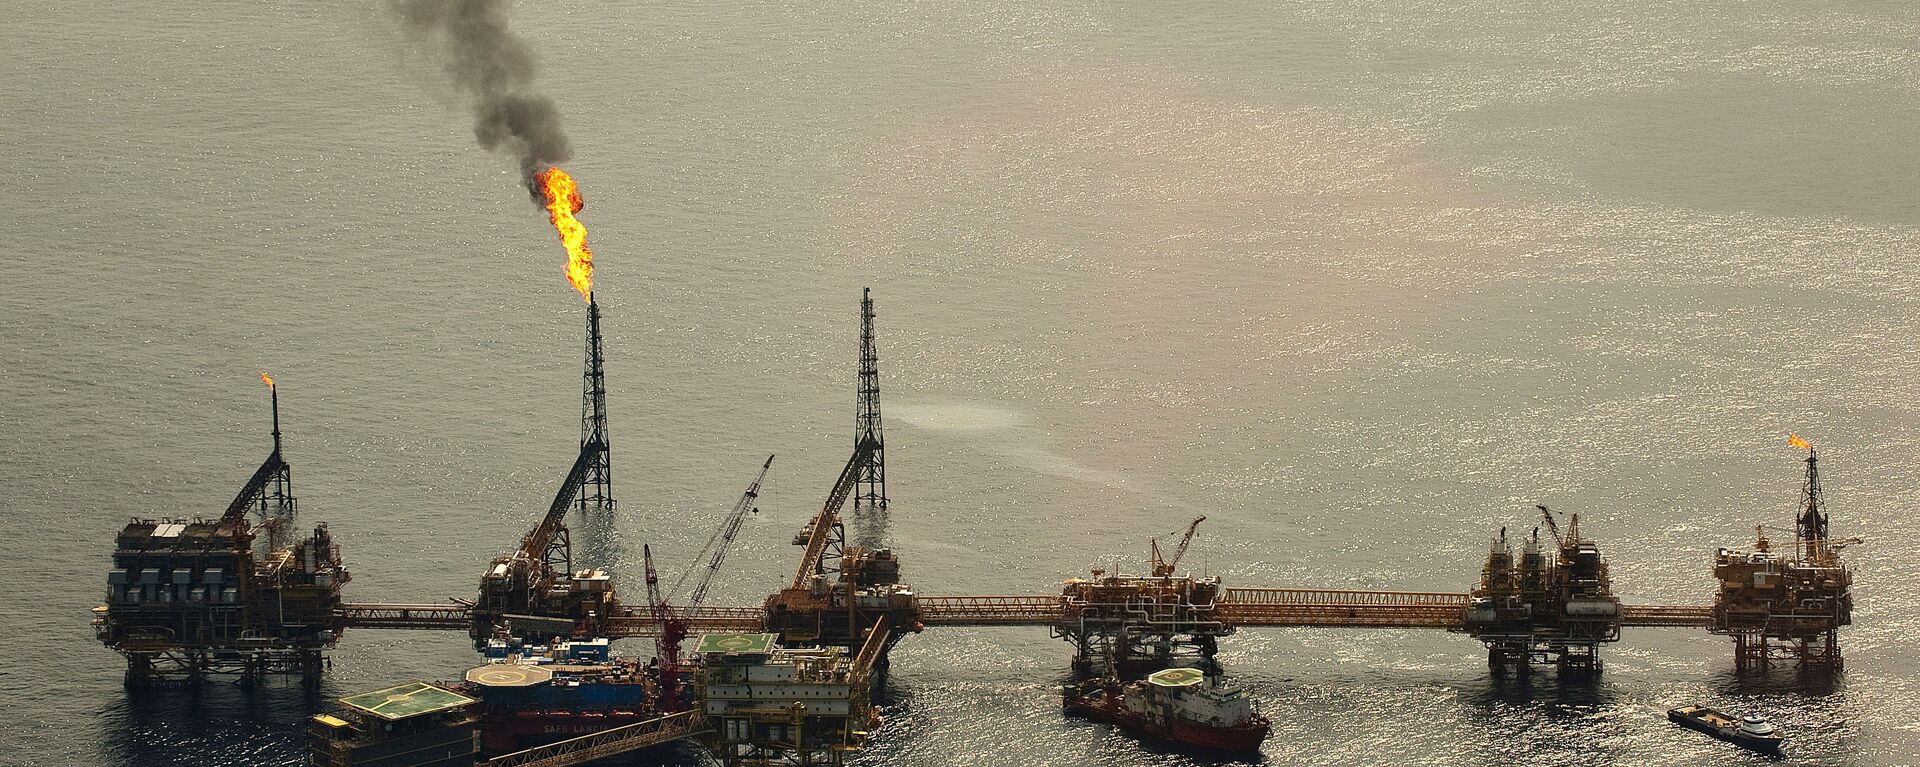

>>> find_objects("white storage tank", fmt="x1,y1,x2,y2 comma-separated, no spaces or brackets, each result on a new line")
1564,599,1618,617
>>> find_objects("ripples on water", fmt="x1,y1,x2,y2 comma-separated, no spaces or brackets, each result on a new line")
2,0,1916,765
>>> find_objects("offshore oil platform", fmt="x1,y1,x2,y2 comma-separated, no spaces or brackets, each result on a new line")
1709,439,1860,671
92,288,1866,766
1459,506,1621,675
91,373,350,684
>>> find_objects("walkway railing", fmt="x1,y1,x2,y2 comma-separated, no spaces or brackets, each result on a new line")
341,593,1712,635
1222,588,1471,606
336,603,471,630
602,606,766,637
1621,604,1713,627
918,595,1065,626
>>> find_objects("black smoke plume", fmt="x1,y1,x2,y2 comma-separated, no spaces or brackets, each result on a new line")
391,0,571,190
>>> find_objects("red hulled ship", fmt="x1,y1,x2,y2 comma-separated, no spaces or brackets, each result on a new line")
1064,667,1270,753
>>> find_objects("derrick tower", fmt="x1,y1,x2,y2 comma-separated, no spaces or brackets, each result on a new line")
576,294,616,518
853,287,887,522
468,296,625,642
763,289,917,667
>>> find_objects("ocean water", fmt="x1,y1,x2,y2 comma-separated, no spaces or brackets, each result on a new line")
2,1,1917,765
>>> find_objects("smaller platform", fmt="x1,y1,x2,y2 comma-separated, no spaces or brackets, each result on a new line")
339,682,474,721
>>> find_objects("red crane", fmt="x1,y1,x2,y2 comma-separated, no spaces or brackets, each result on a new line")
641,543,685,709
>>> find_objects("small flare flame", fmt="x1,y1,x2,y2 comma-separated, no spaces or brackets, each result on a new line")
1787,433,1811,451
260,371,275,390
537,167,593,301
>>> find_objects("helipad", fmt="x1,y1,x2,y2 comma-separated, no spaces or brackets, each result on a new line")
1146,667,1207,688
464,663,554,687
338,682,476,721
695,633,778,655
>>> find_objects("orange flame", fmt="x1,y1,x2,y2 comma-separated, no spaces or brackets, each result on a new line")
260,371,275,390
537,167,593,301
1787,433,1811,451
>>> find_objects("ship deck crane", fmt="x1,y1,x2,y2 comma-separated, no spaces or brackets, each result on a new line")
640,543,685,708
642,544,664,622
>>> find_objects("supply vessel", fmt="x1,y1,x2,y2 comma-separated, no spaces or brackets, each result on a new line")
1668,705,1784,753
1063,667,1270,753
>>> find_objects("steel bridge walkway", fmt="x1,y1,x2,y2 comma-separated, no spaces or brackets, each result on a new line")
1620,604,1713,626
341,591,1711,634
915,589,1712,630
335,603,767,636
337,603,471,630
602,606,768,637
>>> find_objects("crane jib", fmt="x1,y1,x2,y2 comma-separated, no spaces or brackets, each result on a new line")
680,455,775,609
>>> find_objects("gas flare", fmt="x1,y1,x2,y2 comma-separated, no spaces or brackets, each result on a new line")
260,371,275,390
537,166,593,301
1788,433,1811,451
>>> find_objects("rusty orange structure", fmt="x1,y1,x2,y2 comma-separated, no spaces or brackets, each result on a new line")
1456,507,1622,675
1050,563,1232,676
1710,443,1861,670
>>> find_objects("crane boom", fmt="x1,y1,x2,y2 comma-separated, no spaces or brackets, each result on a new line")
1537,505,1562,548
673,455,774,609
1167,516,1206,570
1150,516,1206,577
642,544,663,615
792,434,882,588
642,542,686,709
